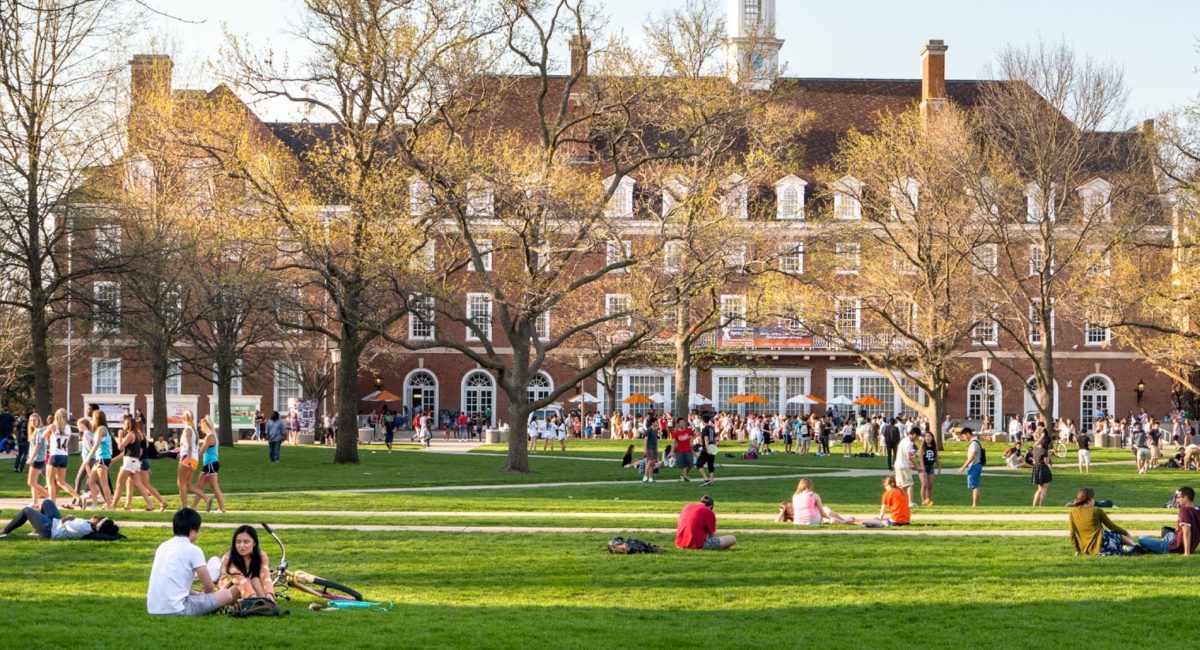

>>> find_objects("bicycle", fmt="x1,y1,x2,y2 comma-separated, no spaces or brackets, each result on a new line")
261,522,363,602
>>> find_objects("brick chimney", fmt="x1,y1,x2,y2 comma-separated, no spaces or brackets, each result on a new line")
919,40,948,117
128,54,173,148
569,34,591,77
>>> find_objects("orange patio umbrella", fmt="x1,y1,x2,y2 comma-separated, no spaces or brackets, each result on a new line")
804,394,826,404
623,393,654,405
362,389,403,402
853,395,883,407
729,394,769,404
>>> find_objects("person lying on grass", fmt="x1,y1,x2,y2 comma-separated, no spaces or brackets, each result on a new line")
0,499,121,540
859,476,911,528
147,507,238,615
774,478,857,525
675,495,736,550
1068,487,1135,556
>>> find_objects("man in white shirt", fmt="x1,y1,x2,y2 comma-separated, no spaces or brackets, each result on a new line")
1008,416,1022,443
147,508,237,615
894,429,918,505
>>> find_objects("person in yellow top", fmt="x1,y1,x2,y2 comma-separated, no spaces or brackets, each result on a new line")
1068,487,1134,555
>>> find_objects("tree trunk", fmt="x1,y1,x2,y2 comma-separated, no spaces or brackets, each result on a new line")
215,361,235,447
150,354,169,440
334,334,361,464
506,401,531,473
29,304,52,414
930,385,947,451
673,335,691,422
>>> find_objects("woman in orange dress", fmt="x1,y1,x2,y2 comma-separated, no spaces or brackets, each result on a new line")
218,525,275,601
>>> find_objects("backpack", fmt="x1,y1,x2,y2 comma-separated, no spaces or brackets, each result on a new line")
607,536,662,554
972,440,987,466
229,596,286,617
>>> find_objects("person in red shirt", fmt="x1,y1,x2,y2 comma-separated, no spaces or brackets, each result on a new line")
860,476,911,528
670,418,697,482
675,495,736,550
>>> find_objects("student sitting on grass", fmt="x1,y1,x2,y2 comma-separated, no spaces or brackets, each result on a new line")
0,499,121,540
1136,487,1200,555
774,478,857,525
1068,487,1135,556
859,476,911,528
216,525,275,601
147,508,238,615
621,445,635,468
675,495,736,550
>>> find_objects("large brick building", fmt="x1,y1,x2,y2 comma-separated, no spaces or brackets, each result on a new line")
53,0,1174,435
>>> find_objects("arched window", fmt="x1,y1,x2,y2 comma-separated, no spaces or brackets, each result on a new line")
528,372,553,406
1080,375,1114,434
404,370,438,418
967,374,1000,427
463,371,496,427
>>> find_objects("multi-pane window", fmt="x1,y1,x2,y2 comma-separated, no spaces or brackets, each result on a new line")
780,242,804,274
535,311,550,341
1086,245,1111,277
1085,322,1110,345
724,244,747,270
1029,300,1054,346
967,374,999,424
274,362,302,411
410,241,435,272
720,294,747,329
607,240,632,272
778,186,802,218
606,294,632,326
1078,179,1112,221
779,308,804,331
722,177,748,219
161,281,183,324
1025,182,1056,222
96,224,121,258
93,281,121,333
409,294,435,340
467,239,493,272
890,177,919,219
975,244,998,275
663,240,683,273
409,178,433,217
835,298,861,334
91,358,121,394
833,176,862,220
165,358,182,396
835,242,861,275
972,301,998,344
465,181,494,217
605,176,635,218
466,293,493,341
1029,245,1045,276
212,360,244,395
527,373,552,405
742,0,761,27
1080,376,1111,434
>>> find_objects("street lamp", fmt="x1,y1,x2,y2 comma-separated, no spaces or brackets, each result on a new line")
982,357,991,433
1136,379,1145,404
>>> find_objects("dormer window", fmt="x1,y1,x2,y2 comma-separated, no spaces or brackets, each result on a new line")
833,176,862,220
775,175,807,220
604,175,636,218
742,0,762,29
890,177,919,219
1077,177,1112,221
721,174,748,219
1025,181,1057,222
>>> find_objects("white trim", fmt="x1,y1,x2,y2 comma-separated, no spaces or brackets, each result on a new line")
825,369,926,416
461,370,497,427
467,239,493,272
91,357,122,394
1079,373,1115,433
1023,376,1060,419
965,372,1002,424
92,281,121,333
719,294,747,328
605,293,632,326
603,175,636,218
273,361,303,413
774,175,807,220
833,175,862,220
408,293,436,341
466,293,493,341
712,367,812,415
535,311,550,342
403,369,440,418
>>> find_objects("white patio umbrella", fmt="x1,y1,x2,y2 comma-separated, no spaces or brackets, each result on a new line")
689,393,714,406
568,392,600,403
827,395,855,406
786,394,818,405
649,393,668,404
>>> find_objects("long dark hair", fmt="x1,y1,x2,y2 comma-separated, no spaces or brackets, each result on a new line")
1070,487,1095,507
1037,433,1051,450
227,525,263,579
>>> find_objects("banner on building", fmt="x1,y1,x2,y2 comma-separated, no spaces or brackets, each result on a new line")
718,327,816,350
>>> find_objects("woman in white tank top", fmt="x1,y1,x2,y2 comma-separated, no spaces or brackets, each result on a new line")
175,411,207,508
45,408,81,505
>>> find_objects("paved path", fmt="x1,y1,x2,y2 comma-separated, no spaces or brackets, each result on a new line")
96,520,1163,537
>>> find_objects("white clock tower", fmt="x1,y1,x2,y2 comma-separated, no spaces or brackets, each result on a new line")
722,0,783,90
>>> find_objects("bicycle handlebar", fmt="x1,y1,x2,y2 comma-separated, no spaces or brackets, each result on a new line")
261,522,286,566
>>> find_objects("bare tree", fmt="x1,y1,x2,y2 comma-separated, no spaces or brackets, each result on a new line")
0,0,135,413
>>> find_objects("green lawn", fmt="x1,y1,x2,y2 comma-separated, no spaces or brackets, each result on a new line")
2,440,1198,648
0,527,1195,649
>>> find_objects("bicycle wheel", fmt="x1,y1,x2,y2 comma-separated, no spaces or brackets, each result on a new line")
312,577,363,601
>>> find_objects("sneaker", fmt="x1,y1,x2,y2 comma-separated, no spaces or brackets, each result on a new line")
642,477,649,483
700,480,712,487
646,478,655,483
682,475,690,482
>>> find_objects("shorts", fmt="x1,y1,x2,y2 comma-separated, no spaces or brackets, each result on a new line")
894,468,913,488
966,463,982,490
384,431,394,443
201,462,220,475
702,536,722,550
697,451,715,473
32,460,45,471
676,451,695,469
1078,449,1091,464
140,458,150,471
122,456,142,473
842,434,855,444
179,592,222,616
49,455,68,469
1137,448,1150,462
99,458,112,468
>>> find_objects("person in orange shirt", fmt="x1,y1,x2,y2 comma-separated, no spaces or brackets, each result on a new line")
860,476,911,528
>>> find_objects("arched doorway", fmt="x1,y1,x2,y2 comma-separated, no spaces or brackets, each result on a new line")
462,370,496,427
1023,376,1060,419
527,372,553,407
403,370,438,422
966,373,1002,428
1080,374,1114,435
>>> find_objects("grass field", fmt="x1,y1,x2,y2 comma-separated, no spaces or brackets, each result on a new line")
1,440,1198,648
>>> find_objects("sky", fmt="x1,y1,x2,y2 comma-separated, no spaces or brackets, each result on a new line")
143,0,1200,125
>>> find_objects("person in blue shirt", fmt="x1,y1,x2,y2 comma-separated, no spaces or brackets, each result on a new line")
192,416,226,513
266,411,286,462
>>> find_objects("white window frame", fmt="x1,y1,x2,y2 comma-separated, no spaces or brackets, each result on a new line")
833,176,862,220
96,223,121,257
604,175,636,218
466,293,493,341
972,301,998,345
91,358,121,394
722,174,748,219
607,239,632,272
535,311,550,341
720,294,747,329
663,240,683,273
212,360,244,396
890,177,919,219
467,239,493,272
92,281,121,333
410,240,435,272
465,180,494,218
606,293,632,327
408,293,436,341
1025,181,1057,222
273,362,302,412
1077,178,1112,222
409,177,433,217
975,244,998,275
724,244,747,270
780,242,805,274
835,242,861,275
1085,322,1111,346
835,297,861,334
1086,245,1112,277
1029,299,1055,346
165,358,182,396
775,175,807,220
1029,244,1045,277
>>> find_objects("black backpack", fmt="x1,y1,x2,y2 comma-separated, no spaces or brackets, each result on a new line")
607,536,662,554
229,596,286,617
973,440,987,466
